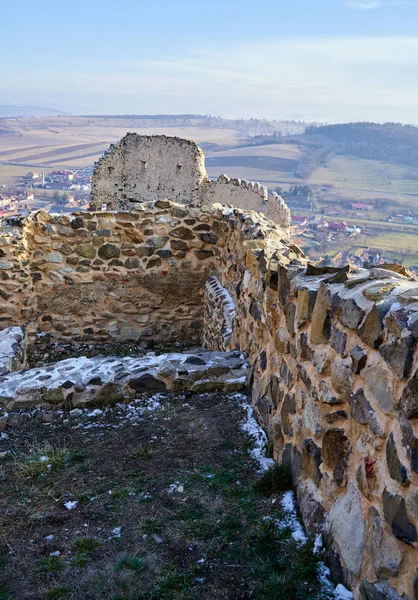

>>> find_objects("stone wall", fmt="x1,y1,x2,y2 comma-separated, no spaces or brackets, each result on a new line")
2,203,225,345
91,134,208,209
90,134,291,229
204,174,291,229
0,231,34,327
201,216,418,599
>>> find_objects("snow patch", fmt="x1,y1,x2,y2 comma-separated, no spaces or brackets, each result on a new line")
240,400,275,473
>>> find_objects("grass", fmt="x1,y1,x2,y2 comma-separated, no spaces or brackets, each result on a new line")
14,442,72,479
37,556,63,579
309,155,418,195
253,464,293,496
0,391,330,599
72,537,101,554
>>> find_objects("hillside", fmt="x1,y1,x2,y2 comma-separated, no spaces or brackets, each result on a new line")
305,122,418,168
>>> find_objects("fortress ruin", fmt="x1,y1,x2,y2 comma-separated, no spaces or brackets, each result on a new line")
1,135,418,599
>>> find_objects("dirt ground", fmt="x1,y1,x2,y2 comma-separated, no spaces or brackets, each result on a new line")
0,391,328,600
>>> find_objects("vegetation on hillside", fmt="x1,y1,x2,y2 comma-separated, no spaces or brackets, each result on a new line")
305,122,418,168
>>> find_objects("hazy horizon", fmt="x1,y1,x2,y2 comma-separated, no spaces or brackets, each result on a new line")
2,1,418,123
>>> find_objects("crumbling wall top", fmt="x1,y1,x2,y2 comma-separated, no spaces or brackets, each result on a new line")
91,134,208,210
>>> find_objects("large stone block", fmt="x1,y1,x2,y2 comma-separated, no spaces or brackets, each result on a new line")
328,484,365,576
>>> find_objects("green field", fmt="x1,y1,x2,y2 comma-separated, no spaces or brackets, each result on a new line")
309,155,418,196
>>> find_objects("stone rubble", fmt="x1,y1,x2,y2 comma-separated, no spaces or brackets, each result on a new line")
0,350,249,411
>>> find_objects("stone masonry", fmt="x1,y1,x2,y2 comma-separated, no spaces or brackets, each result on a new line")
91,134,291,228
1,135,418,599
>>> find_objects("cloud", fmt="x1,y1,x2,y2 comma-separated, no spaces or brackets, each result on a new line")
3,36,418,123
346,0,414,9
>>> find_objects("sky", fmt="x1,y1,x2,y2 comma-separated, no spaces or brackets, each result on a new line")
1,0,418,123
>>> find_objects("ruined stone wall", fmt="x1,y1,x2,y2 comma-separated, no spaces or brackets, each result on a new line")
90,134,291,230
201,212,418,599
2,202,228,346
91,135,208,210
0,230,35,328
201,175,291,228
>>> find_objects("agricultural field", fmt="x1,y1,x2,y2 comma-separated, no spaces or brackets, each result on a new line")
205,143,304,185
0,116,247,186
309,155,418,196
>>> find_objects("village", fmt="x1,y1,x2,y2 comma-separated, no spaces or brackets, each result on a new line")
0,167,93,217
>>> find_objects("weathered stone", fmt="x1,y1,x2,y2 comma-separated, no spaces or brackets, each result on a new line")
157,249,172,258
331,359,353,399
70,217,85,229
98,244,120,260
331,324,347,356
359,580,407,600
399,370,418,419
124,257,140,269
280,359,294,389
322,428,350,486
146,257,162,268
128,374,167,394
339,297,365,330
349,389,385,437
303,398,323,437
362,361,394,414
325,410,348,424
171,226,195,240
310,282,331,344
170,239,189,251
359,305,383,348
301,438,322,484
386,433,409,486
351,345,367,374
383,489,417,545
317,379,341,405
75,244,96,259
194,249,213,260
249,298,263,322
281,393,296,437
46,252,63,264
155,199,171,208
356,457,379,500
281,443,302,484
380,337,415,379
367,506,404,579
198,232,218,244
147,236,169,248
298,332,311,361
328,483,365,576
296,480,326,535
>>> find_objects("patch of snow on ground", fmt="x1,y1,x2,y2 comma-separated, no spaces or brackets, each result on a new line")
239,399,275,473
278,491,307,543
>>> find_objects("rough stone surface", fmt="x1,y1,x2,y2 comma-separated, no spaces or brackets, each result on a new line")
386,433,410,486
367,506,404,579
0,350,249,410
349,389,384,437
383,490,417,545
359,580,408,600
328,484,365,576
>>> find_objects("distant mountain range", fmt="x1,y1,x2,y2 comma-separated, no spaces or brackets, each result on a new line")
0,104,71,118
